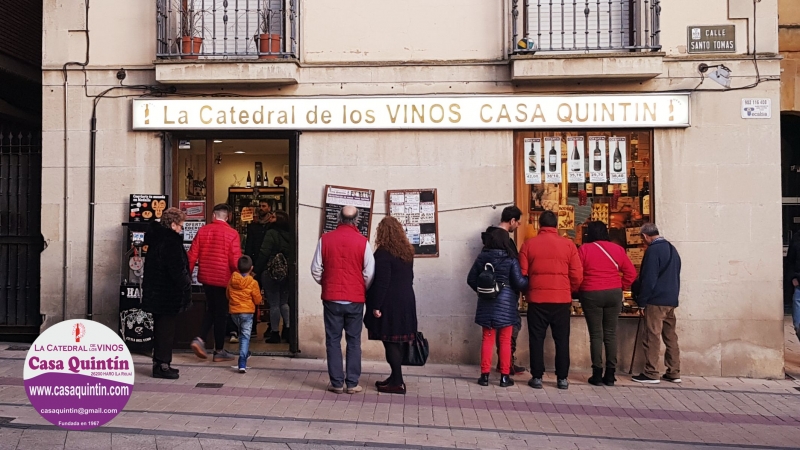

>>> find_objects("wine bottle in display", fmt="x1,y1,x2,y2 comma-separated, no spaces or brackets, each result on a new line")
629,168,639,197
613,142,622,172
256,171,262,187
568,183,578,196
640,177,650,215
263,170,268,187
548,143,557,172
594,183,604,197
246,171,252,188
528,146,538,173
570,144,581,171
593,141,602,172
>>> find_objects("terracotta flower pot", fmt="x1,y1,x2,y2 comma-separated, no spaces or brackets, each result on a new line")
181,36,203,60
256,34,281,59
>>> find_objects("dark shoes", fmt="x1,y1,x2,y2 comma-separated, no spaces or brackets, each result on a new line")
528,377,543,389
557,378,569,390
377,383,406,395
499,374,514,387
152,363,179,380
266,331,281,344
588,367,604,386
632,373,660,384
661,373,682,383
603,368,616,386
477,373,490,386
375,378,391,388
281,327,291,343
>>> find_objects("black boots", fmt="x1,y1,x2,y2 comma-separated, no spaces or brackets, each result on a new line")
499,374,514,387
477,373,490,386
153,363,179,380
588,367,604,386
602,368,616,386
281,326,291,343
266,331,281,344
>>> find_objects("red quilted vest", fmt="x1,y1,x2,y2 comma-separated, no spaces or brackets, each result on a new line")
320,224,368,303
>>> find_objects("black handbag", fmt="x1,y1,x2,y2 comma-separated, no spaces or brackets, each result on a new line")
402,332,429,366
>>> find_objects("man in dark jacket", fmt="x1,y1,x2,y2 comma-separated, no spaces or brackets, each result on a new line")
141,208,192,380
244,200,273,265
255,210,292,343
632,223,682,384
486,206,526,375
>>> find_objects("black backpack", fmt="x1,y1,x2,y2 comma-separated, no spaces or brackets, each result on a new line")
476,263,504,300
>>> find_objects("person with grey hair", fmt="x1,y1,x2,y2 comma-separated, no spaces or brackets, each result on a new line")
311,205,375,394
632,223,682,384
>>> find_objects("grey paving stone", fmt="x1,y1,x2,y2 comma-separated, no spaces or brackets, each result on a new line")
64,431,112,450
110,433,157,450
15,429,66,450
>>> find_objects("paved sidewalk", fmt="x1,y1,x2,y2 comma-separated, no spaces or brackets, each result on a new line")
1,341,799,449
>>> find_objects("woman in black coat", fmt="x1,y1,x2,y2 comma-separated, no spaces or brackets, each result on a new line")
364,216,418,395
141,207,192,380
467,227,528,387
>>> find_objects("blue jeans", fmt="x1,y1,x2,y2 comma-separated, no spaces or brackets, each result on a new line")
793,288,800,338
323,301,364,388
231,313,253,369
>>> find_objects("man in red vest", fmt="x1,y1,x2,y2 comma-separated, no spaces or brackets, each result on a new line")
188,204,242,362
311,205,375,394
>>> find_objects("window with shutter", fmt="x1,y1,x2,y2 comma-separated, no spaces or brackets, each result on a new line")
526,0,632,52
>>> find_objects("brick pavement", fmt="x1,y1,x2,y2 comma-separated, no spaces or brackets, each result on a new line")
0,341,799,449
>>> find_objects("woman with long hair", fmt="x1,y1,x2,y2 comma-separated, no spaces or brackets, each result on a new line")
467,227,528,387
578,221,637,386
364,216,418,394
141,207,192,379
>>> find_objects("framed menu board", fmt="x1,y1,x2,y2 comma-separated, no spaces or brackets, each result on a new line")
386,189,439,258
321,185,375,238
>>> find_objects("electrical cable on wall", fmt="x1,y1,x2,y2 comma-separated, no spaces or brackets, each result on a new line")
299,201,514,217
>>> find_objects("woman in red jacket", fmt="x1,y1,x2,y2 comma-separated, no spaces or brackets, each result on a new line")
578,221,637,387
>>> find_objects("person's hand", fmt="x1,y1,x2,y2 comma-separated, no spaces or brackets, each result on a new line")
638,308,645,317
373,310,382,318
793,278,799,288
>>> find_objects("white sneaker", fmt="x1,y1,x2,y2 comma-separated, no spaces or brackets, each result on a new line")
238,367,247,373
230,333,239,343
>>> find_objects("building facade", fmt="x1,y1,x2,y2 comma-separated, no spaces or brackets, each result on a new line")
42,0,784,377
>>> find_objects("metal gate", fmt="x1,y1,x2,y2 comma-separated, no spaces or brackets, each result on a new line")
0,125,42,336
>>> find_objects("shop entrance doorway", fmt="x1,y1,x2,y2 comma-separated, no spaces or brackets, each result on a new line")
169,133,299,356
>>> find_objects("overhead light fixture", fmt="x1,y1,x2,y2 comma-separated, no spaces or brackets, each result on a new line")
213,140,223,143
234,150,245,154
698,63,732,88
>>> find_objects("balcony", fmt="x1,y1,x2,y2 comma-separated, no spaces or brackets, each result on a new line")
510,0,664,81
154,0,299,84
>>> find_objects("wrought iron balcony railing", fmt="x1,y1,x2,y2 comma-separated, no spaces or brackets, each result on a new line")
156,0,297,59
512,0,661,53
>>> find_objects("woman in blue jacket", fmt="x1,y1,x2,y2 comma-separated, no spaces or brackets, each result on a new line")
467,227,529,387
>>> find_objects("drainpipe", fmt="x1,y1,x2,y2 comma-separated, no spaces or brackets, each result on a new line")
87,111,97,321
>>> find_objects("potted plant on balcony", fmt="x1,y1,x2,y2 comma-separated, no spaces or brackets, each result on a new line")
255,0,283,59
179,0,204,59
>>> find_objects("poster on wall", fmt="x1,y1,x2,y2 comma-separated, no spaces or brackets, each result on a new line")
588,136,607,183
544,137,562,183
387,189,439,257
524,138,542,185
608,137,628,184
182,221,204,242
129,195,168,222
321,185,375,238
567,137,585,183
178,201,205,221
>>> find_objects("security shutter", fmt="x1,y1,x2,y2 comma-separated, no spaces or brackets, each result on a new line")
527,0,631,52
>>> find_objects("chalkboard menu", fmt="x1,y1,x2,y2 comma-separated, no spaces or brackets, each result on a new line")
387,189,439,257
321,185,375,239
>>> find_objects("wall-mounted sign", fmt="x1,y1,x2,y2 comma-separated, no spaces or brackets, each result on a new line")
741,98,771,119
321,185,374,239
387,189,440,257
687,25,735,54
132,95,691,131
129,194,168,222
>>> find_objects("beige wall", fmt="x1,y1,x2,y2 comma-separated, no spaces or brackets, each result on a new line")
780,0,800,112
40,0,785,377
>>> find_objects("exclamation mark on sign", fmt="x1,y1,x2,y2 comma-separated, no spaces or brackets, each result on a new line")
668,100,674,122
144,103,150,124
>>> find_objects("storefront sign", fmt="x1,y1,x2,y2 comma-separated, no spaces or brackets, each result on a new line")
524,138,542,185
687,25,735,53
741,98,771,119
132,95,690,131
24,320,134,430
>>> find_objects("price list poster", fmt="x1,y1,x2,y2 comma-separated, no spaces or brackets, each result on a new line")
387,189,440,257
321,185,375,238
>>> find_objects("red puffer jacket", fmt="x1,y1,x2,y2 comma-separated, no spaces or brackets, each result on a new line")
187,220,242,288
518,227,583,304
578,240,637,292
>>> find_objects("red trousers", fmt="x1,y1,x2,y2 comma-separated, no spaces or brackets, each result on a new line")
481,326,512,374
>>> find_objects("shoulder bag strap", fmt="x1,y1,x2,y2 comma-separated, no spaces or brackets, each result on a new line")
593,242,619,271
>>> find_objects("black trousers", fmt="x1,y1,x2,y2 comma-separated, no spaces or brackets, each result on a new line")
199,285,228,351
152,313,177,365
527,303,571,379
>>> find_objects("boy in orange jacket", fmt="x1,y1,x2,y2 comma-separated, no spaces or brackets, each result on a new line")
227,255,262,373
